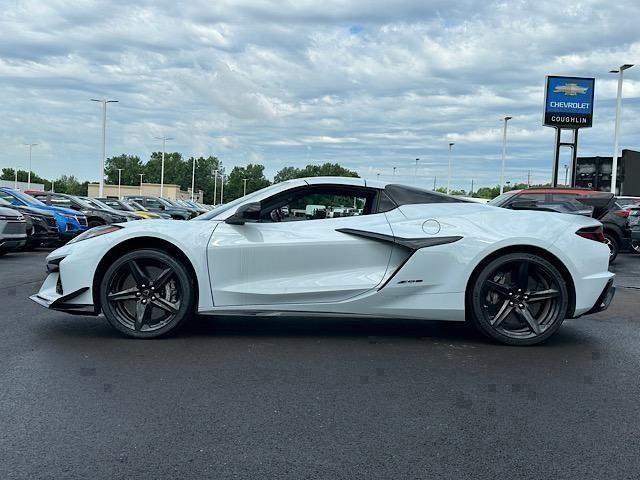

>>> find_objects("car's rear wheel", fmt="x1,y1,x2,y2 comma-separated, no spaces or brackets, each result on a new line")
469,253,569,346
603,233,618,263
99,249,195,338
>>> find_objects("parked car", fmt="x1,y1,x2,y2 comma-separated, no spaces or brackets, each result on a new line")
25,191,130,228
0,187,87,243
0,206,27,256
489,188,631,262
123,195,194,220
96,198,167,219
164,198,202,217
31,178,614,346
0,196,58,248
629,208,640,254
80,197,143,222
178,199,209,215
617,196,640,208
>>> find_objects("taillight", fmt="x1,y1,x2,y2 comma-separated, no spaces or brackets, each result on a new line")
614,210,630,218
576,226,605,243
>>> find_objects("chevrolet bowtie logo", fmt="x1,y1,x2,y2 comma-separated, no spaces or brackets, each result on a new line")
553,83,588,96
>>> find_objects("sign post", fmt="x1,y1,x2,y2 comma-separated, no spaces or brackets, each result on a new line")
543,76,595,187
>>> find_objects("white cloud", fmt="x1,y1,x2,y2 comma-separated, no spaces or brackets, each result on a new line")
0,0,638,190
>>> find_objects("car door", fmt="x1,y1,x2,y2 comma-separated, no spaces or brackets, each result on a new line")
208,184,395,307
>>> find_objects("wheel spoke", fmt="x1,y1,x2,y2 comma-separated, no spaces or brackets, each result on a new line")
153,267,174,290
527,288,559,303
135,301,150,331
486,280,511,298
516,261,530,290
151,297,179,314
128,260,149,285
491,300,514,327
516,306,542,335
107,287,139,302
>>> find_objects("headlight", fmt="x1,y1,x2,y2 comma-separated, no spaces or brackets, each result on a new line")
67,225,123,244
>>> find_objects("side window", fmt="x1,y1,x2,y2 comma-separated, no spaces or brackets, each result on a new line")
260,186,376,223
145,199,163,209
507,193,545,207
549,194,593,214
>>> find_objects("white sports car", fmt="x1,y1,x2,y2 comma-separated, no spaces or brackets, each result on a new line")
31,177,615,345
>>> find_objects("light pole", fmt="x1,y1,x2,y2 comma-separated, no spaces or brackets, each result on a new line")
499,116,512,195
393,166,397,176
51,180,55,193
212,169,219,205
242,178,248,196
14,167,18,189
23,143,37,190
91,98,118,197
220,174,225,204
563,164,569,185
117,168,124,198
191,157,196,201
139,173,145,194
609,64,634,194
415,158,419,184
447,143,455,195
154,135,172,198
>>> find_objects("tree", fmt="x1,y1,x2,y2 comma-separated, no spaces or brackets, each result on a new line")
223,164,271,202
52,175,88,195
274,163,359,183
105,154,144,186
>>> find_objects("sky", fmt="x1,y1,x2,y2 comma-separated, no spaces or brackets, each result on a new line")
0,0,638,191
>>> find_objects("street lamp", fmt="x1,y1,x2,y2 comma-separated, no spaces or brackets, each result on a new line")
242,178,248,196
415,158,419,184
191,157,197,201
446,143,455,195
23,143,37,190
154,135,173,198
117,168,124,198
393,166,397,176
499,116,513,195
91,98,118,197
609,64,634,194
212,169,219,205
563,164,569,185
220,174,225,204
139,173,145,195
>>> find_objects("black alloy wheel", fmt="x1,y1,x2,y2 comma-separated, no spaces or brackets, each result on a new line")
470,253,569,346
99,249,194,338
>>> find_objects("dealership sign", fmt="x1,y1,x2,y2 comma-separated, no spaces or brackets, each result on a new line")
543,76,595,129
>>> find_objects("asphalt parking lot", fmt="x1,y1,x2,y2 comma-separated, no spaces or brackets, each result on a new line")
1,250,639,479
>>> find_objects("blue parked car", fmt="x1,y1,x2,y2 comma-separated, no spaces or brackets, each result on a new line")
0,187,88,242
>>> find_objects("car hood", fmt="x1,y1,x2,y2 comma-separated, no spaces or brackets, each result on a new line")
38,204,79,216
0,206,23,219
11,204,54,217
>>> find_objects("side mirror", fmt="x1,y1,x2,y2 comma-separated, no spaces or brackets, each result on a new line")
225,202,261,225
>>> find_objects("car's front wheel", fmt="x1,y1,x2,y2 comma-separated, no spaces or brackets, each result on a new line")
469,253,569,346
99,249,195,338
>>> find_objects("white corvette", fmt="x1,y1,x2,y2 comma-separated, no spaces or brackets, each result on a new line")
31,177,615,345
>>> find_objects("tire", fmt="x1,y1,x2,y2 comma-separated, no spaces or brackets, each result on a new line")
603,233,618,263
468,252,569,346
99,248,195,339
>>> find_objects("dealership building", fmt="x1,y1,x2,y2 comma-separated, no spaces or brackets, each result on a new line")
87,182,204,202
576,149,640,195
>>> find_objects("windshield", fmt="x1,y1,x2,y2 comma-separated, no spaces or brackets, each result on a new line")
84,198,116,211
0,197,12,207
6,189,47,206
127,200,149,211
158,198,176,208
195,183,286,220
69,196,95,210
488,191,517,206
